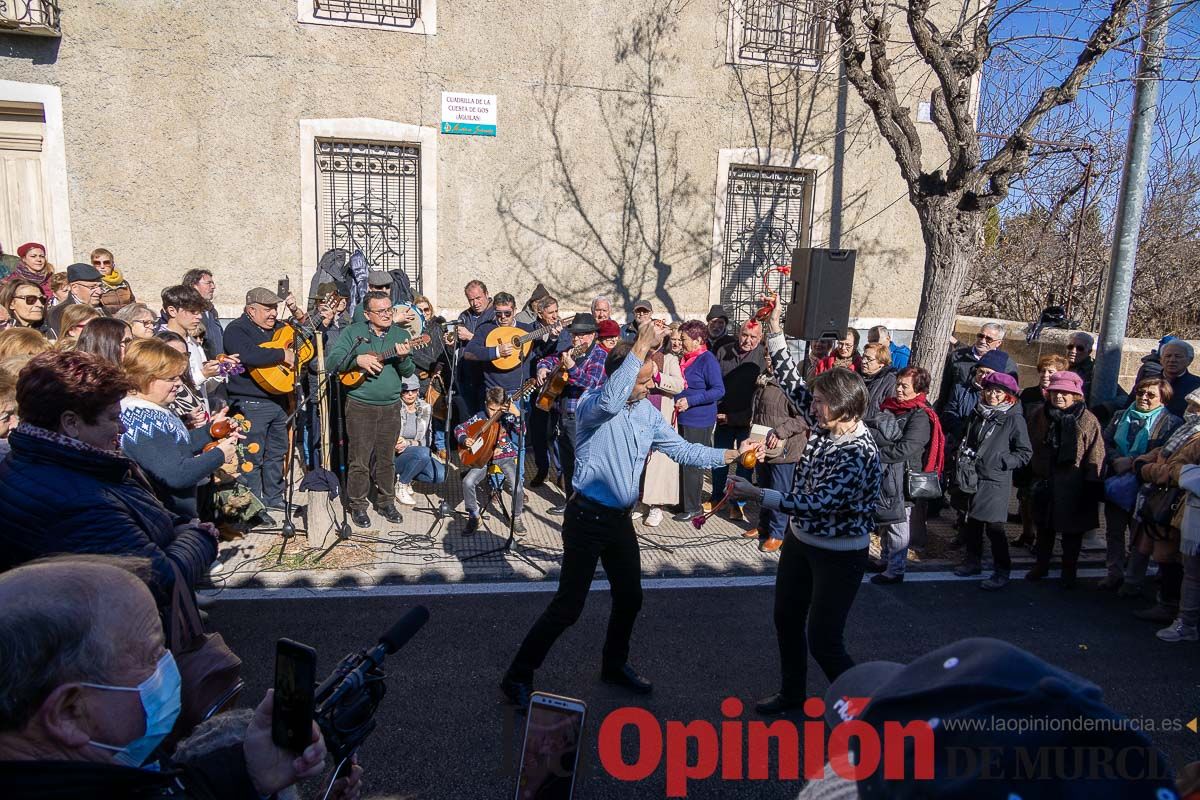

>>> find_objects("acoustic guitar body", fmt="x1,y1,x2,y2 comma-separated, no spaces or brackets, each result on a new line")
249,325,315,395
485,325,532,371
340,334,432,388
536,369,571,412
457,418,500,470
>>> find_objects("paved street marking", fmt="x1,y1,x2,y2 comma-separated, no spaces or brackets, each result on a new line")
203,569,1110,602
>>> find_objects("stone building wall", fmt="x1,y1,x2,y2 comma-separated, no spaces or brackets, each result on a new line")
0,1,951,320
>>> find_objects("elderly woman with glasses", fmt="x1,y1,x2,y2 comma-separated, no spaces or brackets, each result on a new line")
1098,377,1181,591
0,278,54,336
859,341,896,420
119,338,242,519
115,302,159,339
727,294,882,716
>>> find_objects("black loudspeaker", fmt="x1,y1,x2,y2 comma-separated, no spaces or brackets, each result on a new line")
784,248,856,340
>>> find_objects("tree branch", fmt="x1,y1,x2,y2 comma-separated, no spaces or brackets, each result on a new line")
977,0,1135,201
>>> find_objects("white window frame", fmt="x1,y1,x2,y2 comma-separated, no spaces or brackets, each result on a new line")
709,148,829,308
0,80,72,266
725,0,827,70
299,118,438,307
296,0,436,36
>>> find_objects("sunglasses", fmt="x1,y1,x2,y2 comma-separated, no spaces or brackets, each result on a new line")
14,295,45,306
976,333,1001,344
495,309,514,318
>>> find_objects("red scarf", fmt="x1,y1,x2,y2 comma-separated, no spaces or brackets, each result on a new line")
679,343,707,375
814,353,861,375
880,393,946,475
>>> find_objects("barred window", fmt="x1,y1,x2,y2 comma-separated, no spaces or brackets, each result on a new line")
719,165,813,324
312,0,419,28
0,0,61,36
315,139,422,292
732,0,826,67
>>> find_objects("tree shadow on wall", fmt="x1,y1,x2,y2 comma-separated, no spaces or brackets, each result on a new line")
495,0,710,318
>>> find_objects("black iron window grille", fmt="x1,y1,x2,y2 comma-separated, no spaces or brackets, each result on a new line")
0,0,61,35
737,0,826,66
315,140,422,291
313,0,420,28
720,165,813,324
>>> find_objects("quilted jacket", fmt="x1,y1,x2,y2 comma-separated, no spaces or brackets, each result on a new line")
0,426,215,606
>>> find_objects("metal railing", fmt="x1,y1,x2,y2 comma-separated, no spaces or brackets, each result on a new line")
0,0,61,36
738,0,825,66
313,0,420,28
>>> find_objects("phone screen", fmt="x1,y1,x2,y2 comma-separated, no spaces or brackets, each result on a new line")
515,693,586,800
272,638,316,753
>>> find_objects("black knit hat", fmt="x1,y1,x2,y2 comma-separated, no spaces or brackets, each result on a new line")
705,304,729,322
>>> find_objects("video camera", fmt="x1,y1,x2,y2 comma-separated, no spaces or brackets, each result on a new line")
1026,294,1081,343
274,606,430,772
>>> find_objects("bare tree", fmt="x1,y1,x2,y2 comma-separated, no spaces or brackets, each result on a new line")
831,0,1139,397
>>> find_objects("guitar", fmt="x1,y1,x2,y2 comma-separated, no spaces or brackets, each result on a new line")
339,334,433,388
535,342,592,412
248,293,335,395
485,323,561,371
457,377,540,469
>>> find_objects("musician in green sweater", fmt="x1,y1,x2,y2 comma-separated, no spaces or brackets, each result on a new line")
325,290,416,528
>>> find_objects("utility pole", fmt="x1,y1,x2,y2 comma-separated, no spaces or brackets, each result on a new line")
1093,0,1169,405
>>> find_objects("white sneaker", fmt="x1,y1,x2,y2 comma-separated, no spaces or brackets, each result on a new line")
645,507,663,527
631,509,643,520
395,483,417,506
1156,618,1199,642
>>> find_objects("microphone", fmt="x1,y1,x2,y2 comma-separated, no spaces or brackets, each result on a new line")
315,606,430,708
379,606,430,654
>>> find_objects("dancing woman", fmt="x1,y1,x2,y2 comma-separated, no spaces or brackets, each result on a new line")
727,295,882,715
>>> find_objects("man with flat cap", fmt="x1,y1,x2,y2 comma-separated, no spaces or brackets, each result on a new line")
47,262,109,334
705,304,734,352
622,299,654,343
223,287,295,524
535,312,605,513
351,269,416,326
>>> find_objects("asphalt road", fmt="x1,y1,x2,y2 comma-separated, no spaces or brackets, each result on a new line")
209,578,1200,799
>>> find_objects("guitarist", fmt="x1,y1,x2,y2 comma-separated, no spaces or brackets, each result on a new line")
462,292,560,412
222,287,298,523
525,294,572,488
455,386,526,535
535,313,604,515
324,290,416,528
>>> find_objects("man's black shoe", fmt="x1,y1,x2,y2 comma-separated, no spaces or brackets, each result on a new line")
672,511,699,522
548,504,567,515
377,505,403,524
601,664,653,694
529,470,548,488
464,515,480,535
755,692,803,716
351,509,371,528
500,675,533,709
251,511,277,530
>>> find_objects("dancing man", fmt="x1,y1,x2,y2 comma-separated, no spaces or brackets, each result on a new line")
501,321,762,706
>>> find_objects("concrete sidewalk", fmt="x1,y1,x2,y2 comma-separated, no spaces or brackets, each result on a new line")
208,461,1106,591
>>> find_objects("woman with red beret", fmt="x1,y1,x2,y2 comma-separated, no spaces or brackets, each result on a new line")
2,243,55,302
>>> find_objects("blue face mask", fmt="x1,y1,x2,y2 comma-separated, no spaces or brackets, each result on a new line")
82,651,182,768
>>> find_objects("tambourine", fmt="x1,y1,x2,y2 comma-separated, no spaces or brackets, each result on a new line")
392,301,426,336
